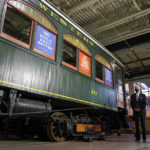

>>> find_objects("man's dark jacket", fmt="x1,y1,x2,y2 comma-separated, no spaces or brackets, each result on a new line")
130,93,146,116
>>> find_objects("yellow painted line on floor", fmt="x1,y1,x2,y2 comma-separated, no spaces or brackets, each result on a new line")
0,80,117,111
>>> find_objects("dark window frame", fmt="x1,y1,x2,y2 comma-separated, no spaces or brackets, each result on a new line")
62,39,78,71
1,3,33,49
95,60,104,84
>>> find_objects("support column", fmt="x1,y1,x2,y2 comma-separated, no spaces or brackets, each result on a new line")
128,81,134,115
128,81,134,97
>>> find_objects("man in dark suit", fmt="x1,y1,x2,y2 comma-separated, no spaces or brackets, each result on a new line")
130,85,146,142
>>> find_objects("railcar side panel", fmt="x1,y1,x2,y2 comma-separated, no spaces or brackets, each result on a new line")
0,37,117,110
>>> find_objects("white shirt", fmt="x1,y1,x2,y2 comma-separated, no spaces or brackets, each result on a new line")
136,92,140,101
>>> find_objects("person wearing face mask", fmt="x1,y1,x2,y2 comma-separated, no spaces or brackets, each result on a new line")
130,85,146,143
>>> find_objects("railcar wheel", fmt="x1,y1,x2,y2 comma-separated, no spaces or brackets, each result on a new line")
46,112,68,142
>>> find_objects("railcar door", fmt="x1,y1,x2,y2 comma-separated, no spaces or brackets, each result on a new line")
115,65,125,109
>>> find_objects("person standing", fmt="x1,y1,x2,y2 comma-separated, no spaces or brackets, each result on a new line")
130,85,146,142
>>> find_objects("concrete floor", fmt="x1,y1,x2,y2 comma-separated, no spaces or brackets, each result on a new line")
0,134,149,150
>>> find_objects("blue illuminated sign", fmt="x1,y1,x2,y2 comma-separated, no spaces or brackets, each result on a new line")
105,67,112,86
35,25,56,57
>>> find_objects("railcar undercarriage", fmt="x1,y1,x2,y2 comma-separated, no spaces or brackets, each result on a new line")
0,88,125,142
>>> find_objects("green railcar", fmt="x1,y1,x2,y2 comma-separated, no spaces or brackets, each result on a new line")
0,0,126,141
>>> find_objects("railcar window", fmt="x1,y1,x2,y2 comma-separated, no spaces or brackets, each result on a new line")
8,0,57,34
3,6,32,44
34,25,56,60
79,51,91,77
104,67,113,87
62,41,77,68
63,34,91,76
95,55,113,87
95,61,103,81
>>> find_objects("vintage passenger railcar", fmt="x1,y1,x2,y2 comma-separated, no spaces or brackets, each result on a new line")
0,0,126,141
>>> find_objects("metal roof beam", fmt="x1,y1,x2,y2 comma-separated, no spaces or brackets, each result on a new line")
91,8,150,34
109,42,150,53
131,50,145,69
66,0,116,15
125,57,150,65
126,75,150,83
114,53,130,75
101,28,150,46
126,54,140,68
127,66,150,77
65,0,97,15
132,0,141,11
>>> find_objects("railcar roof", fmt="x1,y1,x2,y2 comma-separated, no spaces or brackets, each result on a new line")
41,0,124,67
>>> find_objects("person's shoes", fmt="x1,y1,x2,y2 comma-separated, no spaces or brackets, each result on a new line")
143,139,146,143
